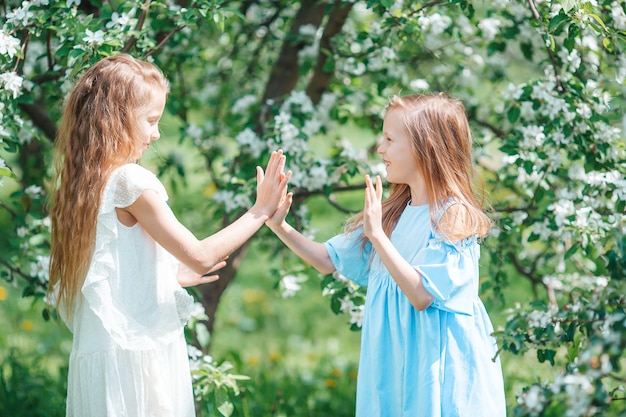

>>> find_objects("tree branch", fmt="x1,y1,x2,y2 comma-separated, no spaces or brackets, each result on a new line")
0,258,34,283
143,25,184,59
18,102,57,141
527,0,564,91
122,0,151,52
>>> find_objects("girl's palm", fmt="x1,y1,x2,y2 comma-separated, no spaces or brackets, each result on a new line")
255,150,291,217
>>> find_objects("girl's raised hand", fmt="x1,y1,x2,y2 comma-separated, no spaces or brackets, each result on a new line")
252,150,291,218
363,174,384,240
266,191,293,230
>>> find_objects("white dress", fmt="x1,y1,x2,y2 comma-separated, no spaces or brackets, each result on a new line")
62,163,196,417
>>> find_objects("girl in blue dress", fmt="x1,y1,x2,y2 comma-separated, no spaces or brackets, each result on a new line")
266,92,506,417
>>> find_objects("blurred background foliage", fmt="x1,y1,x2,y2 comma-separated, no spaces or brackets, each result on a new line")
1,0,625,416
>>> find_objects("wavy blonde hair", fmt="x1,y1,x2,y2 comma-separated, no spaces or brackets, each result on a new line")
48,54,169,317
347,92,491,243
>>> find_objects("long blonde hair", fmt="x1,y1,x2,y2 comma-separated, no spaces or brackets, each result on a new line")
347,92,491,243
48,54,169,316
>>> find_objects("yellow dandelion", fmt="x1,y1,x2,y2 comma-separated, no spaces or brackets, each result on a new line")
22,319,34,331
247,356,260,367
268,351,281,362
349,370,358,381
202,182,217,198
324,379,337,388
242,288,266,304
0,286,7,301
331,368,342,377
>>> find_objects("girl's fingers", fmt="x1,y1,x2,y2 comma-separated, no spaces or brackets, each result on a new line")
375,175,383,200
256,166,264,184
364,175,372,209
281,170,292,189
207,259,227,274
266,150,284,179
200,274,220,284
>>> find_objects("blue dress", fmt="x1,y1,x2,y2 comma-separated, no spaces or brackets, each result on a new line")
324,203,506,417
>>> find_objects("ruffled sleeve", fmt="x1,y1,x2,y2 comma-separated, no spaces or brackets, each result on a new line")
79,164,189,350
412,237,478,316
99,163,168,211
324,229,372,286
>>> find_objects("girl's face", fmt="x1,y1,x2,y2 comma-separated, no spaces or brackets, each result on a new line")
378,108,422,189
134,89,166,159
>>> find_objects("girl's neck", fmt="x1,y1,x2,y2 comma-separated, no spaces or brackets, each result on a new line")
409,183,429,206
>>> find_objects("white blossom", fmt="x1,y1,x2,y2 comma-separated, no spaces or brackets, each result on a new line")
280,274,302,298
0,31,21,58
518,385,545,416
302,117,322,138
0,71,23,99
349,306,364,328
520,125,545,148
186,124,203,141
274,111,291,126
298,24,318,38
212,189,251,213
24,184,43,198
612,1,626,29
503,82,523,100
283,90,314,113
232,94,258,115
82,29,105,47
417,13,452,35
235,128,265,158
527,309,552,328
30,255,50,283
339,295,354,314
409,78,429,91
478,17,501,40
6,2,35,27
106,10,136,29
189,302,208,321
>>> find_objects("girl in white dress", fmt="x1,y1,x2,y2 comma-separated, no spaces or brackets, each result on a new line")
47,54,290,417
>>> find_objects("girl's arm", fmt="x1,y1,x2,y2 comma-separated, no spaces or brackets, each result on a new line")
265,192,336,275
362,175,434,310
123,150,291,276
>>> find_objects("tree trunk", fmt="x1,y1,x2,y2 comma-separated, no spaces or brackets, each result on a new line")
200,0,351,346
197,244,248,337
260,0,328,105
306,0,354,104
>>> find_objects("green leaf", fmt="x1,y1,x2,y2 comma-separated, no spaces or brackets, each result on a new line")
507,106,521,124
0,166,12,177
379,0,395,8
565,242,580,259
602,37,615,53
549,12,569,32
588,13,608,32
537,348,556,365
520,42,534,60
